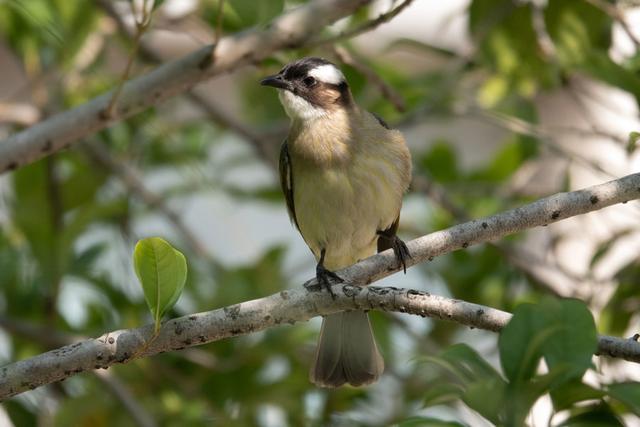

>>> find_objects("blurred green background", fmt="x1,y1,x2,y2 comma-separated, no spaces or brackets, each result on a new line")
1,0,640,425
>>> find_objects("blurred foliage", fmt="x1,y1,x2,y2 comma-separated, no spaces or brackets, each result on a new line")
0,0,639,426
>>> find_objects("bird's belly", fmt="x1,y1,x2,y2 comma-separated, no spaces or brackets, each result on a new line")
293,162,402,271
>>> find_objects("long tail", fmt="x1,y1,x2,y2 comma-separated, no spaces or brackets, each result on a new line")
309,311,384,387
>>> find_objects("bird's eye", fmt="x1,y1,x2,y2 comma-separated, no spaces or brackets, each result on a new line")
303,76,317,87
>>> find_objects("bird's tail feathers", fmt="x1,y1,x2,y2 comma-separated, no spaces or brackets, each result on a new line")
310,311,384,387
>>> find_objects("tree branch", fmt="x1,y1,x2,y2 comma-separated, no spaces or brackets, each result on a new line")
1,173,639,400
0,0,372,174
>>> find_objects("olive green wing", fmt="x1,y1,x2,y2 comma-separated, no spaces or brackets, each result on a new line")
279,141,299,230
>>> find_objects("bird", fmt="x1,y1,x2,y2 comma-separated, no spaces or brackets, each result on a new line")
261,57,412,387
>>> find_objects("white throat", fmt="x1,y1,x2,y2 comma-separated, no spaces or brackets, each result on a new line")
278,90,326,122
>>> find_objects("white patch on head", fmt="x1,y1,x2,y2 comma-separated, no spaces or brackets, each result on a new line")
278,90,326,121
308,64,345,85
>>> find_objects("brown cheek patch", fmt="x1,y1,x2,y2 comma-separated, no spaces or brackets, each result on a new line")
302,83,351,110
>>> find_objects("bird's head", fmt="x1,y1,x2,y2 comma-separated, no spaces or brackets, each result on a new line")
261,57,352,121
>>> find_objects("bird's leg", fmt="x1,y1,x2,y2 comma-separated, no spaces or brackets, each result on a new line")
306,248,343,299
377,230,411,274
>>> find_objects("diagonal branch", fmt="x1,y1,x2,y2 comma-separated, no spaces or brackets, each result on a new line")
1,173,639,400
0,0,372,174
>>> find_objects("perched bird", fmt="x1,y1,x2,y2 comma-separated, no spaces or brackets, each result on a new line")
261,57,412,387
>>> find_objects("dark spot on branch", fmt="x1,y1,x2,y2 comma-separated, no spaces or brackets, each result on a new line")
64,370,71,376
476,309,484,316
264,314,272,322
6,162,18,171
184,338,192,345
198,46,215,70
481,222,488,229
174,324,184,335
590,195,599,204
462,242,469,248
280,291,290,300
108,337,115,344
623,200,628,204
551,210,560,219
369,287,390,296
98,109,111,121
631,333,639,342
343,285,362,297
406,289,426,299
428,256,434,261
199,335,206,343
224,304,241,319
42,140,53,152
230,328,242,334
189,315,197,321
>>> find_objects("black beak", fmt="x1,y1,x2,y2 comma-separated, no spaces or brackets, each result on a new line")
260,74,291,90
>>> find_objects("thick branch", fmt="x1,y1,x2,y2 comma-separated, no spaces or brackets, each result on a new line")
0,0,371,174
1,283,638,401
1,173,639,399
333,172,640,286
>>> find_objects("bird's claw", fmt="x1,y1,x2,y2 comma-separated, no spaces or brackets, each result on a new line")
313,264,343,299
392,236,411,274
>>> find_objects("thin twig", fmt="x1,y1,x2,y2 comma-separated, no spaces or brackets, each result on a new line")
585,0,640,50
331,45,406,112
100,0,284,167
81,142,214,261
214,0,225,46
1,172,640,399
467,107,628,180
0,0,374,174
94,371,158,427
44,156,64,323
309,0,415,47
104,0,154,119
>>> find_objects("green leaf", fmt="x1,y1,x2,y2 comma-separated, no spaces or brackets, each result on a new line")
225,0,283,28
423,343,504,385
421,142,458,182
627,131,640,154
462,378,506,424
557,403,624,427
422,382,465,407
539,298,597,383
550,379,603,411
499,298,597,386
133,237,187,331
397,417,465,427
601,264,640,335
499,303,558,383
607,382,640,415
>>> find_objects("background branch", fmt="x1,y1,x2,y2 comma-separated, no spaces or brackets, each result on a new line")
0,0,372,174
2,173,639,400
